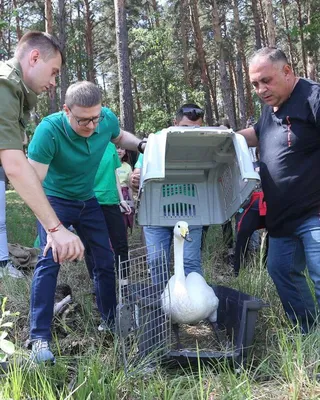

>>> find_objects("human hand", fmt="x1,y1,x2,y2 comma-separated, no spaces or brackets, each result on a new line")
44,225,85,263
120,200,132,215
130,171,140,192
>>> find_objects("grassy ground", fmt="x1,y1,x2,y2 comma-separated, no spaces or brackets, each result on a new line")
1,191,320,399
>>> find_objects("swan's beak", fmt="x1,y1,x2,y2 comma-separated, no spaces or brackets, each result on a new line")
180,227,192,242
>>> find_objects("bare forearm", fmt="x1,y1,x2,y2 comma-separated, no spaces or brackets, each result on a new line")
112,129,143,152
237,127,258,147
1,150,59,230
28,158,49,182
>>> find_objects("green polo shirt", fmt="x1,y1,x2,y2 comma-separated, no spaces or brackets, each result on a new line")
0,58,37,150
28,107,120,201
135,152,143,169
94,143,121,205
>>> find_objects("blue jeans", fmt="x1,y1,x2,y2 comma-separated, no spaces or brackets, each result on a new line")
268,215,320,332
30,196,116,341
143,225,203,285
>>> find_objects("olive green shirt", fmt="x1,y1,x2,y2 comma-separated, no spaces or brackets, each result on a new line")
0,58,37,150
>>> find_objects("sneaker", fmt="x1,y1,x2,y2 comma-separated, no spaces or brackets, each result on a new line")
30,339,55,364
98,319,116,334
0,261,24,278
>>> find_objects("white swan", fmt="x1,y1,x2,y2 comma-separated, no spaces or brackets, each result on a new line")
161,221,219,326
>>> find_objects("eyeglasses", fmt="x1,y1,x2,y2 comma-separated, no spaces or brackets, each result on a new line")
181,107,205,119
68,108,104,127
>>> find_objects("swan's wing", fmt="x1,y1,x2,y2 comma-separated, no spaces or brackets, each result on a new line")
185,273,219,316
185,272,212,292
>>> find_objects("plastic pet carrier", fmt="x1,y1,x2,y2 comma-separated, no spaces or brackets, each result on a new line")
168,285,268,367
116,249,267,372
138,126,260,227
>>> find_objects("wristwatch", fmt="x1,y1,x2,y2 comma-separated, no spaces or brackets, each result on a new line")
137,140,147,154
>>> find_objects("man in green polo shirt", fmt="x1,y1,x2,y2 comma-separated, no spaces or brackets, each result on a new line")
0,31,84,278
27,81,146,364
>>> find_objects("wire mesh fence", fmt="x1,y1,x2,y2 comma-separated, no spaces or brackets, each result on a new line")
116,245,171,373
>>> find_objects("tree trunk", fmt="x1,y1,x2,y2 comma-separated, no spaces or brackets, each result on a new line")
189,0,213,125
0,0,3,60
306,1,317,80
281,0,295,74
45,0,57,114
114,0,135,133
83,0,95,82
241,50,254,119
296,0,308,77
211,62,219,122
228,58,237,127
58,0,68,107
233,0,247,128
204,85,213,126
133,75,142,114
45,0,53,33
263,0,276,47
151,0,160,28
258,0,267,46
206,62,219,122
211,0,236,129
75,2,83,81
101,72,107,104
181,0,191,86
12,0,22,40
159,48,172,120
251,0,261,49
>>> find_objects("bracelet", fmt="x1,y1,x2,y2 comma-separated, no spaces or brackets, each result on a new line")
47,221,62,233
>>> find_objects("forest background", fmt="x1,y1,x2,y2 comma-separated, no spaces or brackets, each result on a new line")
1,0,320,137
2,2,320,398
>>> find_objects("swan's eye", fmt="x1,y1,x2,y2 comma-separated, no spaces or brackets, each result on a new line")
177,225,180,228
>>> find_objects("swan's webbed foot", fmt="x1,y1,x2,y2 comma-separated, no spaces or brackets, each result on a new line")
172,323,183,350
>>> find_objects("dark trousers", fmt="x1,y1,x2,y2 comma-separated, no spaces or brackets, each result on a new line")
86,204,129,280
202,220,233,251
234,199,268,275
222,220,233,249
30,196,116,341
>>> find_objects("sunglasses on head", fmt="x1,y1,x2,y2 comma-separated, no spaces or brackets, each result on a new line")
181,107,205,119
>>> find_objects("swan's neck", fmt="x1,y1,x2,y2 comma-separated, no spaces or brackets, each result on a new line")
173,236,185,281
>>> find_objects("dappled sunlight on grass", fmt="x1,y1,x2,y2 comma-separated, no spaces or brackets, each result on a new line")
6,191,37,247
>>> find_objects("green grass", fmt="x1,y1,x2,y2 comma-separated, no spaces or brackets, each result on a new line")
1,191,320,399
6,191,37,247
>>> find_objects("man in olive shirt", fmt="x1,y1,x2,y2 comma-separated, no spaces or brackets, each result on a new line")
0,31,84,267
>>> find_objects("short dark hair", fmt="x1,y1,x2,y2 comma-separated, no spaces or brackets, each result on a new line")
175,103,204,123
65,81,102,108
15,31,65,65
249,47,289,66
